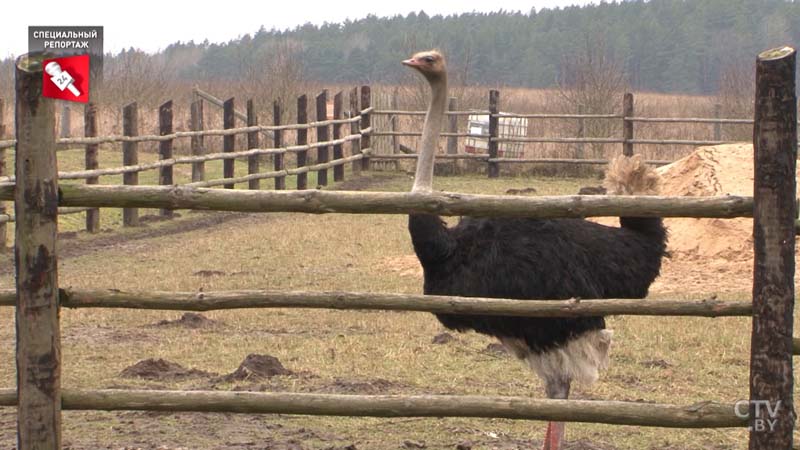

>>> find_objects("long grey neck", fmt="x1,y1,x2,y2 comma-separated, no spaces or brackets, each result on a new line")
411,76,448,193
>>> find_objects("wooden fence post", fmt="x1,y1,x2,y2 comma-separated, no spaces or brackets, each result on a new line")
316,90,329,187
360,85,371,171
84,103,100,232
333,91,345,182
190,99,205,183
447,97,458,155
488,89,500,178
622,92,634,157
713,103,722,141
576,104,585,160
349,87,362,176
247,99,260,190
0,97,6,252
14,53,62,450
391,91,400,157
223,97,235,189
297,94,308,190
748,46,796,450
159,100,174,218
273,101,285,190
122,102,139,227
60,105,70,138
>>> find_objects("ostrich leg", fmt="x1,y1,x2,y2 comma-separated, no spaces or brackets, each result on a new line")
542,378,570,450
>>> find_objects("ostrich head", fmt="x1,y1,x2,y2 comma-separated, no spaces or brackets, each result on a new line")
402,50,447,83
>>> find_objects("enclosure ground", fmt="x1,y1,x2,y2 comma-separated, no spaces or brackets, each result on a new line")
0,171,794,449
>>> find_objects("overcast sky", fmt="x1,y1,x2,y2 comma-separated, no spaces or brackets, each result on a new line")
2,0,597,57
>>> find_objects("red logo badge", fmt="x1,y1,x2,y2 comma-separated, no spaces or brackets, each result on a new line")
42,54,90,103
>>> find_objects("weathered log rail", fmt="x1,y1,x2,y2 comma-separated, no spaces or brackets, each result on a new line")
0,288,754,317
0,388,746,428
0,185,753,218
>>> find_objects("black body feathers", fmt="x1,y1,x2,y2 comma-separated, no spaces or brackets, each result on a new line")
409,212,667,353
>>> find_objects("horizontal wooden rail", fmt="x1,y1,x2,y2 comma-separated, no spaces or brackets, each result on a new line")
493,136,625,144
1,134,364,183
0,185,753,218
369,153,490,160
0,119,366,150
626,117,754,125
185,154,365,188
487,158,673,166
372,131,483,138
628,139,730,146
0,288,752,317
0,388,746,428
372,110,485,116
495,113,622,119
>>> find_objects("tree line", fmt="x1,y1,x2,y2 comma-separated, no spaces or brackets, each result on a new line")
161,0,799,94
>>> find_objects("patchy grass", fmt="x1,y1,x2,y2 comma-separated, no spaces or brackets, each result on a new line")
0,170,783,449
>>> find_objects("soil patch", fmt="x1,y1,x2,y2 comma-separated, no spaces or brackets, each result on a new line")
320,377,405,395
120,358,214,381
152,312,220,329
432,332,455,344
221,354,293,382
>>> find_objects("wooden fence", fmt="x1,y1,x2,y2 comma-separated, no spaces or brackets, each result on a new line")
0,80,795,243
0,47,797,449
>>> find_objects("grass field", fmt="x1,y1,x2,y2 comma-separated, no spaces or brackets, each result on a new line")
0,164,788,449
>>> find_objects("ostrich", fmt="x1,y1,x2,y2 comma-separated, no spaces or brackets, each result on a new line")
403,50,667,450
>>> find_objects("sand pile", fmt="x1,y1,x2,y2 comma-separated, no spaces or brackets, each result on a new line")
657,143,798,262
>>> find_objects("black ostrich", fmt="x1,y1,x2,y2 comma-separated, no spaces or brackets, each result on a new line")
403,50,668,450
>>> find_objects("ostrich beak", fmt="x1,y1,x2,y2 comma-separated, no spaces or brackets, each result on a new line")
402,58,420,67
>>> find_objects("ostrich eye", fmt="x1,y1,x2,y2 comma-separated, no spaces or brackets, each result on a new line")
423,56,434,63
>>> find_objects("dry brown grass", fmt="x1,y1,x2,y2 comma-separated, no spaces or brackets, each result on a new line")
0,170,790,449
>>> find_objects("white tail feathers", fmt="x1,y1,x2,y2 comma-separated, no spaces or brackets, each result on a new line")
604,155,660,195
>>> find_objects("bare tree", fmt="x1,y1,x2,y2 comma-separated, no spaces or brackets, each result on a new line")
235,38,307,119
554,34,627,158
717,59,755,141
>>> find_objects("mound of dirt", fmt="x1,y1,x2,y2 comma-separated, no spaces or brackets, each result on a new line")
153,312,219,329
647,143,800,293
655,143,782,261
223,354,293,381
120,358,213,380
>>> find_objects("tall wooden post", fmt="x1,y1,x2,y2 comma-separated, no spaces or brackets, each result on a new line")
748,46,796,450
246,99,260,190
190,99,205,183
60,105,70,138
360,85,371,171
349,87,362,176
447,97,458,155
0,98,6,252
622,92,634,157
297,94,308,190
487,89,500,178
273,101,285,190
159,100,174,218
14,53,61,450
333,91,344,182
84,103,100,232
316,90,329,187
576,104,585,160
390,91,400,155
713,103,722,141
122,102,139,227
223,97,235,189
